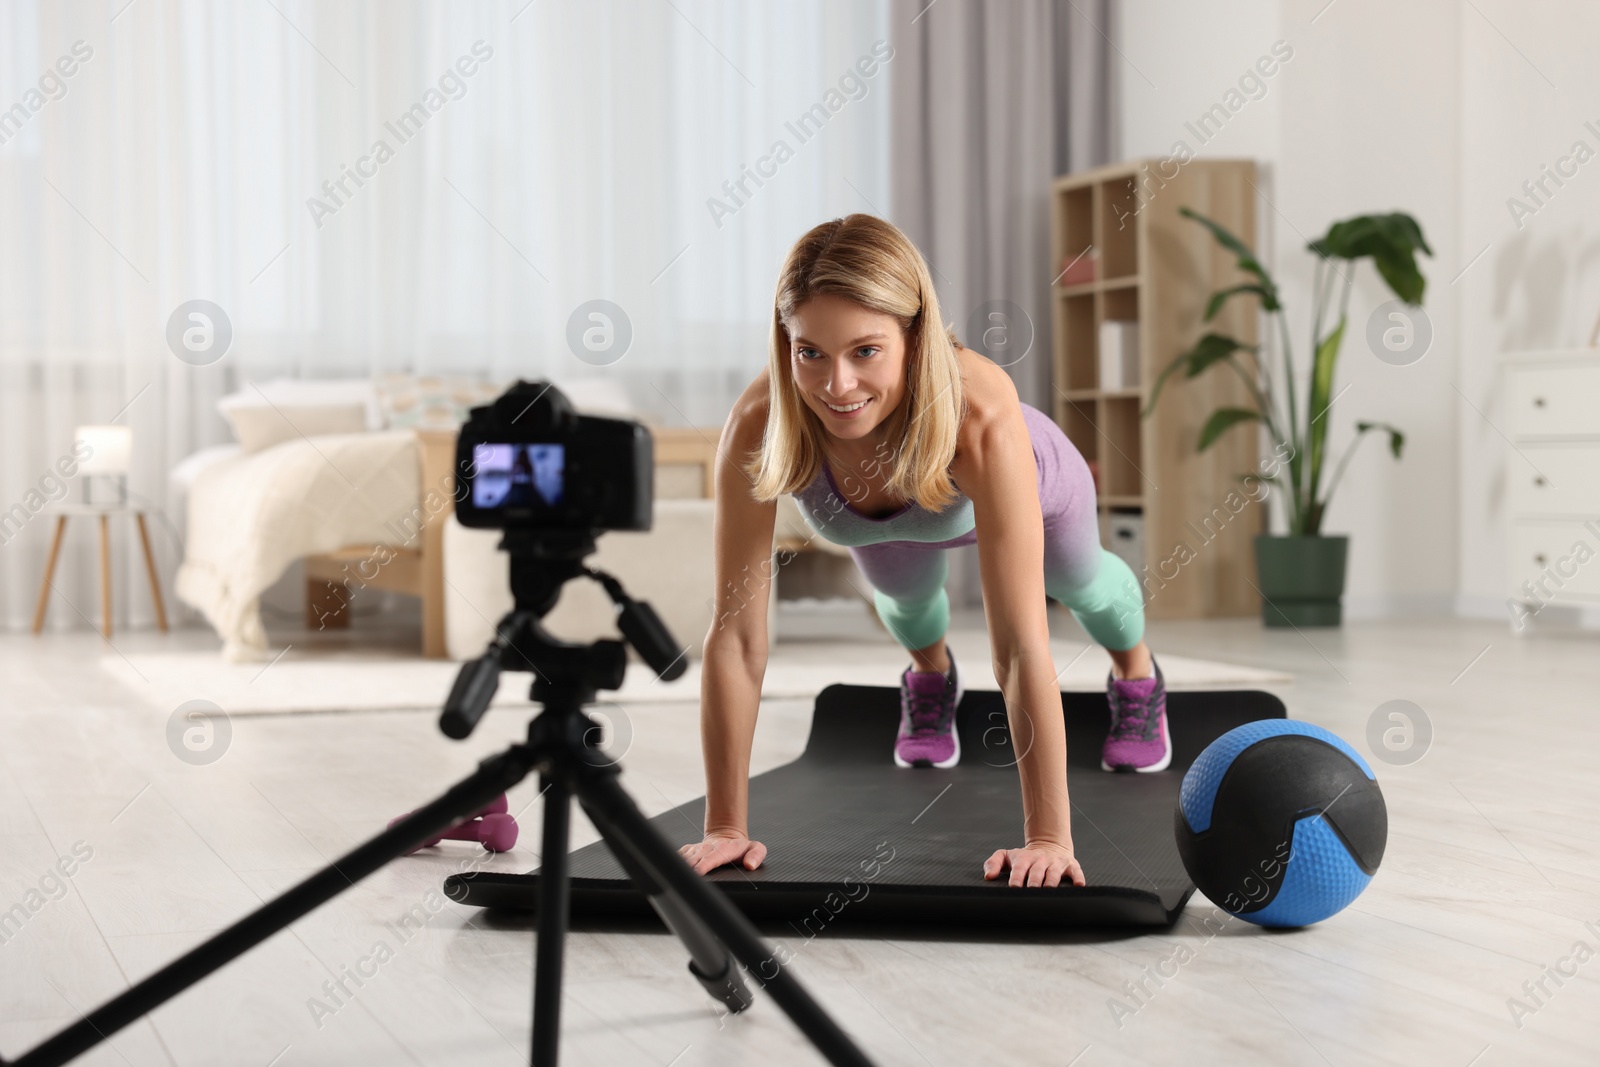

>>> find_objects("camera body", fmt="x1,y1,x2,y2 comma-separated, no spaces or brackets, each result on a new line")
454,379,653,533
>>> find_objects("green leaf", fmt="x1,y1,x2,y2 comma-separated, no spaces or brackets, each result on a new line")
1315,216,1381,259
1317,419,1408,523
1180,207,1281,305
1144,334,1255,417
1309,213,1432,305
1197,407,1261,452
1142,352,1188,417
1356,420,1406,458
1305,318,1346,500
1205,283,1279,320
1181,206,1253,260
1187,333,1257,377
1372,247,1425,304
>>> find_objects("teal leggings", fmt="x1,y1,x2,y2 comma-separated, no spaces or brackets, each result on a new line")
858,543,1144,653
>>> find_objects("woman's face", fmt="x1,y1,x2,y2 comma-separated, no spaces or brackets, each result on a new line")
787,293,907,449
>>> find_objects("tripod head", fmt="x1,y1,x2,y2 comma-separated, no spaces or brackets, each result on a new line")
439,528,688,741
439,379,688,741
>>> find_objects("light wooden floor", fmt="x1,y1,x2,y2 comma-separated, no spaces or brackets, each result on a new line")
1,605,1596,1066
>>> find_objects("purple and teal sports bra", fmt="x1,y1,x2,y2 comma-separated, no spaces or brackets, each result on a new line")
786,401,1069,550
789,456,976,548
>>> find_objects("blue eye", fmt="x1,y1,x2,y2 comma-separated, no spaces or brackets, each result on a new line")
796,346,880,360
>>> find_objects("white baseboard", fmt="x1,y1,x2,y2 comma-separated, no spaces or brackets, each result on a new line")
1455,592,1600,633
1454,593,1510,622
1340,591,1458,621
1333,591,1600,632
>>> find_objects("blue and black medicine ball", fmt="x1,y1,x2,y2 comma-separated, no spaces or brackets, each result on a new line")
1175,720,1387,927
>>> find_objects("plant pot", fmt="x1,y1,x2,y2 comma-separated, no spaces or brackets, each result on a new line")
1253,535,1349,628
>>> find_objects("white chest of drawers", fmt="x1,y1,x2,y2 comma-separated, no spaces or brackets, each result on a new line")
1503,349,1600,633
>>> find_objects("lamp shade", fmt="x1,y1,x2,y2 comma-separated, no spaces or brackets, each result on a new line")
76,425,133,474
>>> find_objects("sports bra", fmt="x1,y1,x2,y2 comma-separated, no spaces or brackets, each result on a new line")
789,457,976,548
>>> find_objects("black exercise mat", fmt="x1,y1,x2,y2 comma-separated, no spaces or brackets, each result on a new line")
446,684,1286,928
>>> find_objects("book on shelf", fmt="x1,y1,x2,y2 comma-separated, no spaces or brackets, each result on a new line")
1098,321,1141,390
1057,250,1098,286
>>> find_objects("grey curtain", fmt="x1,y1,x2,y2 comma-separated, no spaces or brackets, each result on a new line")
887,0,1116,607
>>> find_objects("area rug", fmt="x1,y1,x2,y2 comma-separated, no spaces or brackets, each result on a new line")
97,641,1292,716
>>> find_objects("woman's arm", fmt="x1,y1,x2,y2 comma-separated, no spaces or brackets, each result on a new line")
952,366,1085,888
682,379,779,873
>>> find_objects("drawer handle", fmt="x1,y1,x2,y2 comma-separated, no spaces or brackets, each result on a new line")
1533,397,1546,408
1534,476,1546,487
1534,552,1548,565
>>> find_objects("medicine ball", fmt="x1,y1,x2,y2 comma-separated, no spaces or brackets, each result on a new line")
1175,720,1386,928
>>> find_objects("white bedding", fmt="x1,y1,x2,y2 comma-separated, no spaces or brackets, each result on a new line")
175,431,421,661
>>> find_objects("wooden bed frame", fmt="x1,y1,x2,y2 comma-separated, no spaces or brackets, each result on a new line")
303,426,720,657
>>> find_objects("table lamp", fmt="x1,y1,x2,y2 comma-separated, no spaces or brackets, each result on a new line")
75,424,132,505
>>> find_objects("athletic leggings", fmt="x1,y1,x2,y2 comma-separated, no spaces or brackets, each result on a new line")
850,403,1144,654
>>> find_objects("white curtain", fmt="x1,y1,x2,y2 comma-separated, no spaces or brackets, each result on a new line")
887,0,1115,606
0,0,891,630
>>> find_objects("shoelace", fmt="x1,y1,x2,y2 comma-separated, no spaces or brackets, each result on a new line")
904,681,952,734
1109,684,1159,742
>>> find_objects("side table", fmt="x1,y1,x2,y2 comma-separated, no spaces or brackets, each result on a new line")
31,503,169,639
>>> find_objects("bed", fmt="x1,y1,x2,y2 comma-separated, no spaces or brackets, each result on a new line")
173,374,853,663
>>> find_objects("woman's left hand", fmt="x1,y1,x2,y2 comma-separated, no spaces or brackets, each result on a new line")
983,842,1086,888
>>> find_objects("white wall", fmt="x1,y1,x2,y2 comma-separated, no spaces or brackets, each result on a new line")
1117,0,1534,623
1456,0,1600,628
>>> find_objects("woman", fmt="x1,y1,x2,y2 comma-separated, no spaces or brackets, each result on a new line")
679,214,1166,890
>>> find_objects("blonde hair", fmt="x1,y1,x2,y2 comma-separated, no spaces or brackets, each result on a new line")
746,213,967,511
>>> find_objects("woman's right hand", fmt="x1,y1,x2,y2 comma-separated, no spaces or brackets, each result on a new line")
679,832,767,875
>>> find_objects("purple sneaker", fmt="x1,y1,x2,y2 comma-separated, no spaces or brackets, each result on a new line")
894,652,963,769
1101,656,1172,772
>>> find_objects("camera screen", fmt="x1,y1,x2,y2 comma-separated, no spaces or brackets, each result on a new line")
471,443,566,509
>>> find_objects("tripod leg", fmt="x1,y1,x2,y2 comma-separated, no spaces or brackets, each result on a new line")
574,774,876,1067
532,771,570,1067
581,800,753,1015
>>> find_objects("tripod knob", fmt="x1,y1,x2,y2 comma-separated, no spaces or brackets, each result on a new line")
581,566,687,682
616,595,689,681
441,652,504,739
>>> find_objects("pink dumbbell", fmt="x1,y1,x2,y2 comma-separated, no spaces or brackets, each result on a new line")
390,795,519,853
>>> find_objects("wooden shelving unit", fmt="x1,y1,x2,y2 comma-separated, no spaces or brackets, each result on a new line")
1049,159,1263,619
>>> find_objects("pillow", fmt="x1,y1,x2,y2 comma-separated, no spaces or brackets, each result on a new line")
554,376,646,422
222,402,368,454
376,374,509,429
218,377,383,430
374,373,654,428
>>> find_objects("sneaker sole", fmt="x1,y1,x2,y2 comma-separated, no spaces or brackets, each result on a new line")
894,665,964,769
1099,714,1172,773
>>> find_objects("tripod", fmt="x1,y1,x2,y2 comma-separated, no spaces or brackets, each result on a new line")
6,530,874,1067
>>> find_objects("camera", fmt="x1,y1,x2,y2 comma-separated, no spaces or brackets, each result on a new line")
442,377,687,737
454,379,653,533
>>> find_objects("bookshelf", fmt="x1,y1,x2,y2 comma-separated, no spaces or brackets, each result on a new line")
1049,159,1263,619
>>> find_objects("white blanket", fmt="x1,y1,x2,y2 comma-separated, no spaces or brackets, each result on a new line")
175,431,422,661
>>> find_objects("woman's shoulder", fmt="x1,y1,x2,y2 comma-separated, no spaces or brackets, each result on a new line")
724,370,771,437
721,370,789,480
737,369,771,416
955,344,1015,403
952,345,1021,451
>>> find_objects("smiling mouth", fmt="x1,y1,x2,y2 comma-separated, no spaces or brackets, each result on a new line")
824,399,871,413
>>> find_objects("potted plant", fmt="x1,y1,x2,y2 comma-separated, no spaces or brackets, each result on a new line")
1143,208,1431,627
